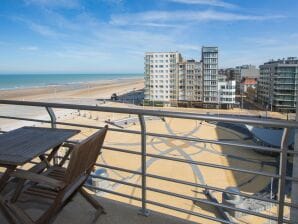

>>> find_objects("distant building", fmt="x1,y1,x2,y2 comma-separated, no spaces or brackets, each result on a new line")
224,68,239,81
257,57,298,112
240,77,257,93
177,60,203,106
235,65,259,94
202,46,219,106
144,47,236,109
218,75,236,109
144,52,182,105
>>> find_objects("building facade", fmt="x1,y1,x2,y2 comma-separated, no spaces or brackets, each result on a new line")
177,60,203,106
202,47,219,105
144,52,182,105
218,75,236,108
144,47,236,108
257,57,298,112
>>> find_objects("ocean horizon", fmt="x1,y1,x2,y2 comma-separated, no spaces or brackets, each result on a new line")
0,73,143,90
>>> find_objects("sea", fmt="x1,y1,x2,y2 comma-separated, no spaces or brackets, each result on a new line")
0,74,142,90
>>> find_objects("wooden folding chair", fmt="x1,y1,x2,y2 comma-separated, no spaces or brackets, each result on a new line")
3,126,108,224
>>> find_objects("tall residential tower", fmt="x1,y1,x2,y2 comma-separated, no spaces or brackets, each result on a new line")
144,52,182,105
201,47,219,106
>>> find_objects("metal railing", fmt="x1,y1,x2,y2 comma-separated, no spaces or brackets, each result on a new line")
0,99,298,224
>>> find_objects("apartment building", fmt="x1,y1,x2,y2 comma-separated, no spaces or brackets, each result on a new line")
257,57,298,112
202,46,219,105
177,59,203,106
144,47,235,108
144,52,182,105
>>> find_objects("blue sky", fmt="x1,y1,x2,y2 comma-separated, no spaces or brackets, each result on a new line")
0,0,297,74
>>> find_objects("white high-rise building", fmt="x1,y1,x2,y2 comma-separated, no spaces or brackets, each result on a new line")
144,52,182,104
201,46,219,105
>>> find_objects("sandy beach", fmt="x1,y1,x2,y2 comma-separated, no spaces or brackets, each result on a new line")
0,78,144,130
0,78,144,101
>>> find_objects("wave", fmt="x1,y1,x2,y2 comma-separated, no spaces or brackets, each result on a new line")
0,74,143,90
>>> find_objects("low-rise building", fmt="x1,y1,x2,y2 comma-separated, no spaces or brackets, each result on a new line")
235,65,259,94
218,77,236,109
240,77,257,93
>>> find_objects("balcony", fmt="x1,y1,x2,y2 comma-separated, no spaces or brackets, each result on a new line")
0,187,193,224
0,100,298,224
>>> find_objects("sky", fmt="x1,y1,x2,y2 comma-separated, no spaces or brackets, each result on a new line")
0,0,297,74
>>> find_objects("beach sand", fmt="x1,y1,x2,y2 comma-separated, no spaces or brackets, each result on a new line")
0,78,144,130
0,78,144,101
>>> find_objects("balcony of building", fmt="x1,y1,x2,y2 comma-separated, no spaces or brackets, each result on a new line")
0,100,298,224
0,187,194,224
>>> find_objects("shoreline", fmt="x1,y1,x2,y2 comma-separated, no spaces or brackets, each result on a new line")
0,77,143,100
0,77,144,131
0,73,143,90
0,76,143,91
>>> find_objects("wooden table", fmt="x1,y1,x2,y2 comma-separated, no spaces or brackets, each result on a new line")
0,126,80,192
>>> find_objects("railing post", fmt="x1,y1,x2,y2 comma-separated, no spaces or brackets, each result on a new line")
277,127,291,224
46,107,56,129
46,107,58,165
138,114,149,216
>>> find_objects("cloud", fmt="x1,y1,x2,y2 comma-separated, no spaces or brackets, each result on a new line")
166,0,237,8
20,46,39,51
110,10,285,26
243,37,280,47
23,0,80,9
10,16,63,38
290,33,298,39
29,22,62,38
54,49,111,60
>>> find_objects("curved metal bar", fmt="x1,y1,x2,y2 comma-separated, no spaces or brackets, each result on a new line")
1,100,298,128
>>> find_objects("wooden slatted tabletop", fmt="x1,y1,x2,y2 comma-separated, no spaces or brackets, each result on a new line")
0,127,80,166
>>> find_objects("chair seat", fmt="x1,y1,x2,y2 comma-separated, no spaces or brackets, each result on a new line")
44,166,67,181
24,166,67,200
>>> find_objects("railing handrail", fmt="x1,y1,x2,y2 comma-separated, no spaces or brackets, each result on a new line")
0,99,297,223
0,100,297,128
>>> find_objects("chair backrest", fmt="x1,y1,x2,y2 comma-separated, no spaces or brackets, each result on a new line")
65,125,108,184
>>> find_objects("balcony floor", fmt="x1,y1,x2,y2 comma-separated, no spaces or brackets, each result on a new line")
0,189,196,224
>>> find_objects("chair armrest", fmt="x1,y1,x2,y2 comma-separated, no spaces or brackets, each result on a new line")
62,142,77,149
11,169,66,190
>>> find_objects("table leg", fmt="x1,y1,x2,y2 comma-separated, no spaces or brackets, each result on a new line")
46,145,61,166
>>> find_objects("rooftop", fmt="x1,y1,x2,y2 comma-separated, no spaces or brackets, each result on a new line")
264,57,298,65
241,78,257,85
